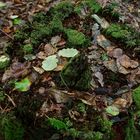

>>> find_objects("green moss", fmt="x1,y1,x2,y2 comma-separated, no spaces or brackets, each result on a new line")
84,0,102,13
105,24,140,47
59,54,91,91
125,118,140,140
65,29,87,47
51,1,74,20
133,86,140,110
49,15,64,33
22,44,33,54
0,114,24,140
30,23,52,46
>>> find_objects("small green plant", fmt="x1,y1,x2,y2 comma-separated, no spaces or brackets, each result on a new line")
22,44,33,54
77,102,86,113
133,86,140,110
84,0,102,13
48,118,68,130
125,117,140,140
0,114,24,140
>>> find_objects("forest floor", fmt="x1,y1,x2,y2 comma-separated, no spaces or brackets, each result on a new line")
0,0,140,140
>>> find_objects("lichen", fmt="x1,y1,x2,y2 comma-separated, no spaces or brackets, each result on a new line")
0,55,10,70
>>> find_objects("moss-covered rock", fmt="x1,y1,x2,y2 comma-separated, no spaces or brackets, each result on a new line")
59,54,91,91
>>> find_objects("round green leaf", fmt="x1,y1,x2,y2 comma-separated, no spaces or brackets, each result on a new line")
105,105,119,116
42,55,58,71
15,78,31,92
58,48,78,58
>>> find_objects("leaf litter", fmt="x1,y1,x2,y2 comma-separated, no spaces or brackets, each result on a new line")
0,0,140,139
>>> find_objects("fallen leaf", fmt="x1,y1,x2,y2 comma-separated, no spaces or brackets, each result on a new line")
113,98,128,108
112,48,123,59
33,66,44,74
103,60,118,73
116,59,130,74
118,55,139,69
51,35,61,46
97,35,111,49
44,44,57,56
95,71,104,87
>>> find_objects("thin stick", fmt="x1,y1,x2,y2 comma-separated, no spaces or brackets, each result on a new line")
5,93,16,107
0,28,14,40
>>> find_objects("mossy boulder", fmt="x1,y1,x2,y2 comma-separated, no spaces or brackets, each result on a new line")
59,54,91,91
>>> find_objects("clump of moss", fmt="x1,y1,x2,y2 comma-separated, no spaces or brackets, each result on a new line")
105,23,140,47
59,54,91,91
51,1,74,20
0,113,24,140
125,117,140,140
49,15,64,33
84,0,102,13
133,86,140,110
22,44,33,54
65,29,88,48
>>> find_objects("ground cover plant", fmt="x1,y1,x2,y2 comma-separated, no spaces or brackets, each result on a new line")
0,0,140,140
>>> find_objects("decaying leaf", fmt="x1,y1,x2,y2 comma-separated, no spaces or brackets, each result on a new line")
117,55,139,69
112,48,123,59
33,66,44,74
95,71,104,87
44,44,57,56
103,60,118,73
51,36,61,46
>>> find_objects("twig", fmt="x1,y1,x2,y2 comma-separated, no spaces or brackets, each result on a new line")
0,28,14,40
5,93,16,107
60,73,69,90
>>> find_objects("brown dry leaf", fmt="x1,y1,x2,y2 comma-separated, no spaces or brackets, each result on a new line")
95,71,104,87
48,88,70,103
118,55,139,69
113,98,128,109
112,48,123,59
33,66,44,74
44,43,57,56
2,26,12,33
103,60,118,73
37,51,47,59
51,35,61,46
97,35,111,50
116,59,130,75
